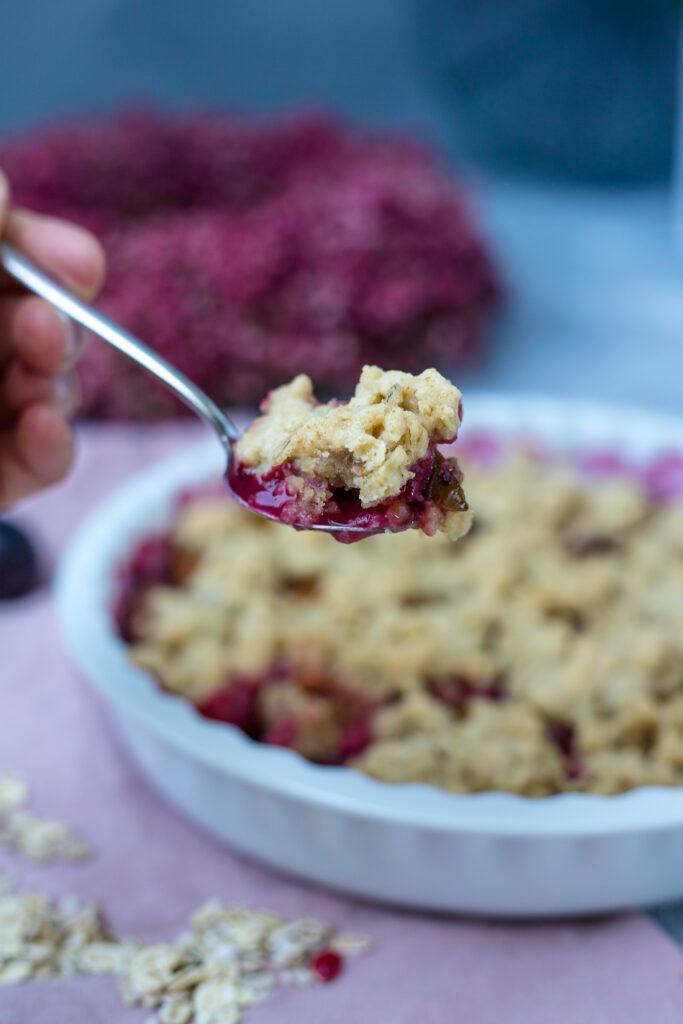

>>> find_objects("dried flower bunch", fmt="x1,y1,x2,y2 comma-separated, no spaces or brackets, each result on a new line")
0,110,499,418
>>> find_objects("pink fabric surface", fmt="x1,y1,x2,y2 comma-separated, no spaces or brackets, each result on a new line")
2,423,683,1024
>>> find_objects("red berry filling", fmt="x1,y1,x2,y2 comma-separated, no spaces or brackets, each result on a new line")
197,663,376,764
114,532,198,642
263,717,298,747
227,446,468,544
114,534,173,643
198,680,261,738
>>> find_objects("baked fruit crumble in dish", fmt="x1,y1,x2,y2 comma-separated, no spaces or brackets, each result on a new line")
228,365,471,542
116,445,683,798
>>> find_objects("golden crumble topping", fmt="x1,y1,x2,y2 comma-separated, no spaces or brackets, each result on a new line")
122,452,683,798
233,365,463,508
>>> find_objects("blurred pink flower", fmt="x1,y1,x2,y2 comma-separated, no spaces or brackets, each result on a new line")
1,110,500,418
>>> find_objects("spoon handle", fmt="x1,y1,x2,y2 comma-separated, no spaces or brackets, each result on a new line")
1,241,240,445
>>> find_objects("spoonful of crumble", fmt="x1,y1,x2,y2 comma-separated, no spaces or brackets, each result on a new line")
229,365,471,543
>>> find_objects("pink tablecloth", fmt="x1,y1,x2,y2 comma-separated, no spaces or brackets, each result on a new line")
2,423,683,1024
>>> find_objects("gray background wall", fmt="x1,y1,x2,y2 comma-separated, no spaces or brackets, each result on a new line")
0,0,678,183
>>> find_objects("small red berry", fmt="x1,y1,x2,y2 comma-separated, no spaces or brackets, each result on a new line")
311,948,343,982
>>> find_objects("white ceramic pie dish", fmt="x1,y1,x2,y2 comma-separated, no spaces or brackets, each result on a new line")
56,394,683,918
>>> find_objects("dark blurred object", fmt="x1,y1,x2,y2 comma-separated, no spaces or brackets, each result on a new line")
412,0,678,183
0,111,499,419
0,522,39,599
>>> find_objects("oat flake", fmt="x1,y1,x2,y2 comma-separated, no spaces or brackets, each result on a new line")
0,769,91,863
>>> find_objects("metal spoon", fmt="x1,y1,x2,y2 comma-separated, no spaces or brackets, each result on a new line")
0,241,376,535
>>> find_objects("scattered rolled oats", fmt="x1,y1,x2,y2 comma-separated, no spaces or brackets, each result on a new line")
118,901,368,1023
236,971,273,1006
0,959,33,986
193,977,240,1021
128,944,188,1001
0,876,370,1024
280,965,315,987
0,769,91,863
166,964,211,993
330,932,373,955
159,993,194,1024
0,879,111,986
0,772,29,814
77,940,139,975
267,917,333,967
2,811,91,863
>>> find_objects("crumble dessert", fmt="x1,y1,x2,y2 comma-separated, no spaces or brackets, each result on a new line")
117,447,683,797
229,365,472,542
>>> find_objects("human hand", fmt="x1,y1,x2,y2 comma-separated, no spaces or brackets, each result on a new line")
0,169,105,509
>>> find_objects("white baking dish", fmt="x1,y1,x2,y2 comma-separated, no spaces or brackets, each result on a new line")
56,394,683,917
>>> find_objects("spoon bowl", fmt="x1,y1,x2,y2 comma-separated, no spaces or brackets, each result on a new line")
225,455,385,540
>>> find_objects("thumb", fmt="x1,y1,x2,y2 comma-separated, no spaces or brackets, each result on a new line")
0,169,8,233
